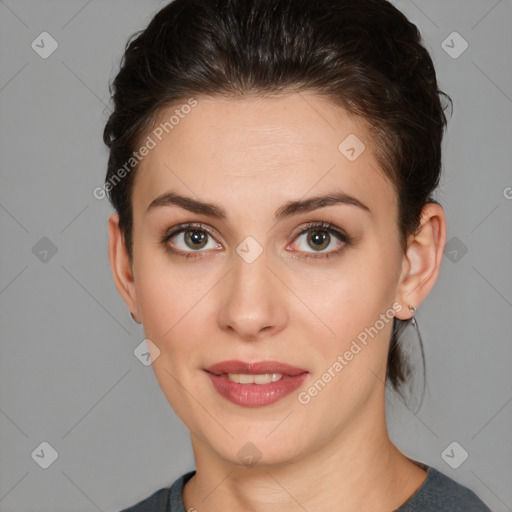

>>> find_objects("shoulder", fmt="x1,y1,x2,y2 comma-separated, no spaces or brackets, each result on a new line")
118,470,195,512
396,466,491,512
118,487,170,512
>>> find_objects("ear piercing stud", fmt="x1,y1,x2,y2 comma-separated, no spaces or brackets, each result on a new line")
408,304,417,327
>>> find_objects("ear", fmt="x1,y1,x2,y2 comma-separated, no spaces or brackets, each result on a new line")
394,202,447,320
108,213,140,322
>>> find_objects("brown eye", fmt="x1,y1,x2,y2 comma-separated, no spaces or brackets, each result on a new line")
306,230,331,251
161,223,222,258
290,222,351,260
184,229,209,250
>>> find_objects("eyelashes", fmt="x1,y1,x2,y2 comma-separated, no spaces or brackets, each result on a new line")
160,221,353,261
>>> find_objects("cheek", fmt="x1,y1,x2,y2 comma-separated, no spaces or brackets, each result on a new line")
136,262,211,421
290,247,398,394
134,244,209,333
292,247,394,332
134,255,221,381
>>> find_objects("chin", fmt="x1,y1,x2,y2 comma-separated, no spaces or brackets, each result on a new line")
204,430,306,469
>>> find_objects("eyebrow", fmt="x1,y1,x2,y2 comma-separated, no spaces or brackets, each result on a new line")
146,190,371,220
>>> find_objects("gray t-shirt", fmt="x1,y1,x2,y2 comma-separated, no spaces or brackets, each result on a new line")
120,465,491,511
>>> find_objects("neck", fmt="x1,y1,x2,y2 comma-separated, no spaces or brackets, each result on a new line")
182,390,427,512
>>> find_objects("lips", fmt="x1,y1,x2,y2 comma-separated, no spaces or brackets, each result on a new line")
204,360,310,407
205,359,308,377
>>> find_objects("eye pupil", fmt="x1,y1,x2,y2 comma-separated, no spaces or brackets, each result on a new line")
307,230,330,251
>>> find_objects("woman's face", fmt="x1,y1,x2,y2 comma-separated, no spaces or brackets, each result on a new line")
113,93,411,466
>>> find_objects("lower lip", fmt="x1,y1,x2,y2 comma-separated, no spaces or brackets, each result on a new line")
206,372,308,407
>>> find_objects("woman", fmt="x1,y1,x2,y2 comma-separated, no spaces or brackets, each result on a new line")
103,0,491,510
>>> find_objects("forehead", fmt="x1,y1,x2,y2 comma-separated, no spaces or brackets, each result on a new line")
132,93,396,223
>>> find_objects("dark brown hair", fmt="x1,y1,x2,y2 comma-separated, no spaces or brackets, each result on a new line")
103,0,451,403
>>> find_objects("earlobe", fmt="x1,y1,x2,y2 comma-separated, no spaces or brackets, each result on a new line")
395,203,447,320
108,213,140,320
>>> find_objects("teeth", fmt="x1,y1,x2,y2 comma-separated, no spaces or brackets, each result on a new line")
227,373,283,384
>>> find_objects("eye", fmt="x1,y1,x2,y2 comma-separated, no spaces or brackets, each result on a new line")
288,221,351,259
160,223,221,260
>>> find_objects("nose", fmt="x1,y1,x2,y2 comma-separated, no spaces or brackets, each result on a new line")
217,247,289,341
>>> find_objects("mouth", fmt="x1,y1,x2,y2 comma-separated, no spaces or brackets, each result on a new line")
204,360,309,407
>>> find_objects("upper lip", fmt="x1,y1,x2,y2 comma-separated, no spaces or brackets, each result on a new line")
205,360,308,376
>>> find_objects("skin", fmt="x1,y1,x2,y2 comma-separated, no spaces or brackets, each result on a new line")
109,93,447,512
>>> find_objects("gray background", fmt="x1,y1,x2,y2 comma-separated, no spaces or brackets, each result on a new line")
0,0,511,511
